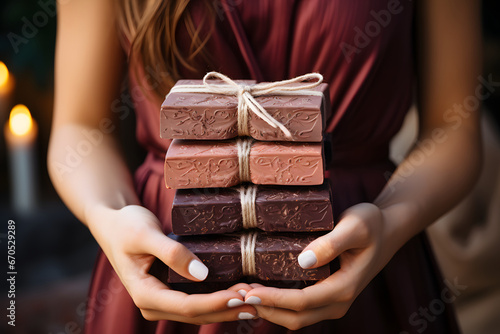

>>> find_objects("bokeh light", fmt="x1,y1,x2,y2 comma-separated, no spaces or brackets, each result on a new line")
9,104,33,136
0,61,9,88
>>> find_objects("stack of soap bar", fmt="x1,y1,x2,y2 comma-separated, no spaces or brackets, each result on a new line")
164,139,324,189
153,76,335,290
171,183,334,235
160,80,331,142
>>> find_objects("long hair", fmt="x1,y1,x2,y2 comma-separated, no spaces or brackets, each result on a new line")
116,0,214,97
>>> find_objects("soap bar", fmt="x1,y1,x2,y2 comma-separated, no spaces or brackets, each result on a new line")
171,183,334,235
160,80,330,142
164,139,324,189
152,232,331,283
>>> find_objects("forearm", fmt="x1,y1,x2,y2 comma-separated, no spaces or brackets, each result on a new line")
375,125,481,249
50,0,136,226
48,123,140,226
374,0,483,250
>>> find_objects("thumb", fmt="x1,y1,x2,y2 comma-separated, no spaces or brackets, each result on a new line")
297,203,376,269
147,231,209,281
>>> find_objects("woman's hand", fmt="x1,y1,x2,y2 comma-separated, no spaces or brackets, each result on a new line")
86,204,258,324
242,203,399,330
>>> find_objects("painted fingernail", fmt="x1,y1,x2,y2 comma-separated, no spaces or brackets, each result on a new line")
188,259,208,280
245,296,261,305
298,250,317,269
238,312,256,320
238,289,247,297
227,298,245,308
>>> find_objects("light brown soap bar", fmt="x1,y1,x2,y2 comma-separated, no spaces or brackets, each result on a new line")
160,80,330,142
164,139,324,189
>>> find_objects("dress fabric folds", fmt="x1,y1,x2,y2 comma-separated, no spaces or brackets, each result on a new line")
85,1,460,333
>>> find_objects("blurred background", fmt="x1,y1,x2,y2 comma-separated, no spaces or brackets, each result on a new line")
0,1,145,333
0,1,498,333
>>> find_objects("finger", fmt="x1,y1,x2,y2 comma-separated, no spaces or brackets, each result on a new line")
145,231,209,281
253,304,342,330
245,270,357,311
141,305,258,323
227,282,255,298
297,209,372,269
132,275,254,317
239,283,264,300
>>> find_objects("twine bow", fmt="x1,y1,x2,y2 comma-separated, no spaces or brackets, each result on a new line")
169,71,324,138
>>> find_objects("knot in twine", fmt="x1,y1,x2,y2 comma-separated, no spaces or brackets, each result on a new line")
240,230,258,276
169,71,324,138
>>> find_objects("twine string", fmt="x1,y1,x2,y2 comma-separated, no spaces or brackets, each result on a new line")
236,137,253,182
240,231,258,276
239,184,258,229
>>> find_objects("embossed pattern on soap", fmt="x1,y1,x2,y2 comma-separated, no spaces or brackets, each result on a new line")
249,141,324,185
164,233,331,283
172,184,333,235
172,188,242,235
164,139,324,189
160,81,330,142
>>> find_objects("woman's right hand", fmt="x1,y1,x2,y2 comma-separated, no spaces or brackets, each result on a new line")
86,204,257,324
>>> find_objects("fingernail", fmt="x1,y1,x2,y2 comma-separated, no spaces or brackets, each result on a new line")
188,259,208,280
298,250,317,269
238,289,247,297
238,312,256,320
245,296,261,305
227,298,245,308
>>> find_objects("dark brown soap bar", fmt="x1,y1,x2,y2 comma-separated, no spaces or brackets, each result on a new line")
171,183,334,235
164,139,324,189
160,80,331,142
154,233,331,284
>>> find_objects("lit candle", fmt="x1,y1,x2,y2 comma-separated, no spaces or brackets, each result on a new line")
4,104,38,214
0,61,14,115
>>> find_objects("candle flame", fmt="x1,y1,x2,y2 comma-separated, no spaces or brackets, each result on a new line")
0,61,9,88
9,104,33,136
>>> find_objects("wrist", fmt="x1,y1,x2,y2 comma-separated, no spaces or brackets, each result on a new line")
379,201,422,252
84,203,118,238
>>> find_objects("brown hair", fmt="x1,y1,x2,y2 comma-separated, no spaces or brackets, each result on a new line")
116,0,214,97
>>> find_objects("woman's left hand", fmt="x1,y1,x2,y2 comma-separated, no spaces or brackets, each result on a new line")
243,203,400,330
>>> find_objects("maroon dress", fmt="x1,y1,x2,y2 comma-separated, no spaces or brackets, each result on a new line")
86,1,460,333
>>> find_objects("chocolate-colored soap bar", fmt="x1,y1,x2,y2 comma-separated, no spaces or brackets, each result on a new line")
172,183,334,235
164,139,324,189
152,232,331,284
160,80,331,142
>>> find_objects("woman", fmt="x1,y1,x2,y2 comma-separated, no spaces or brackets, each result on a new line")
48,0,482,332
